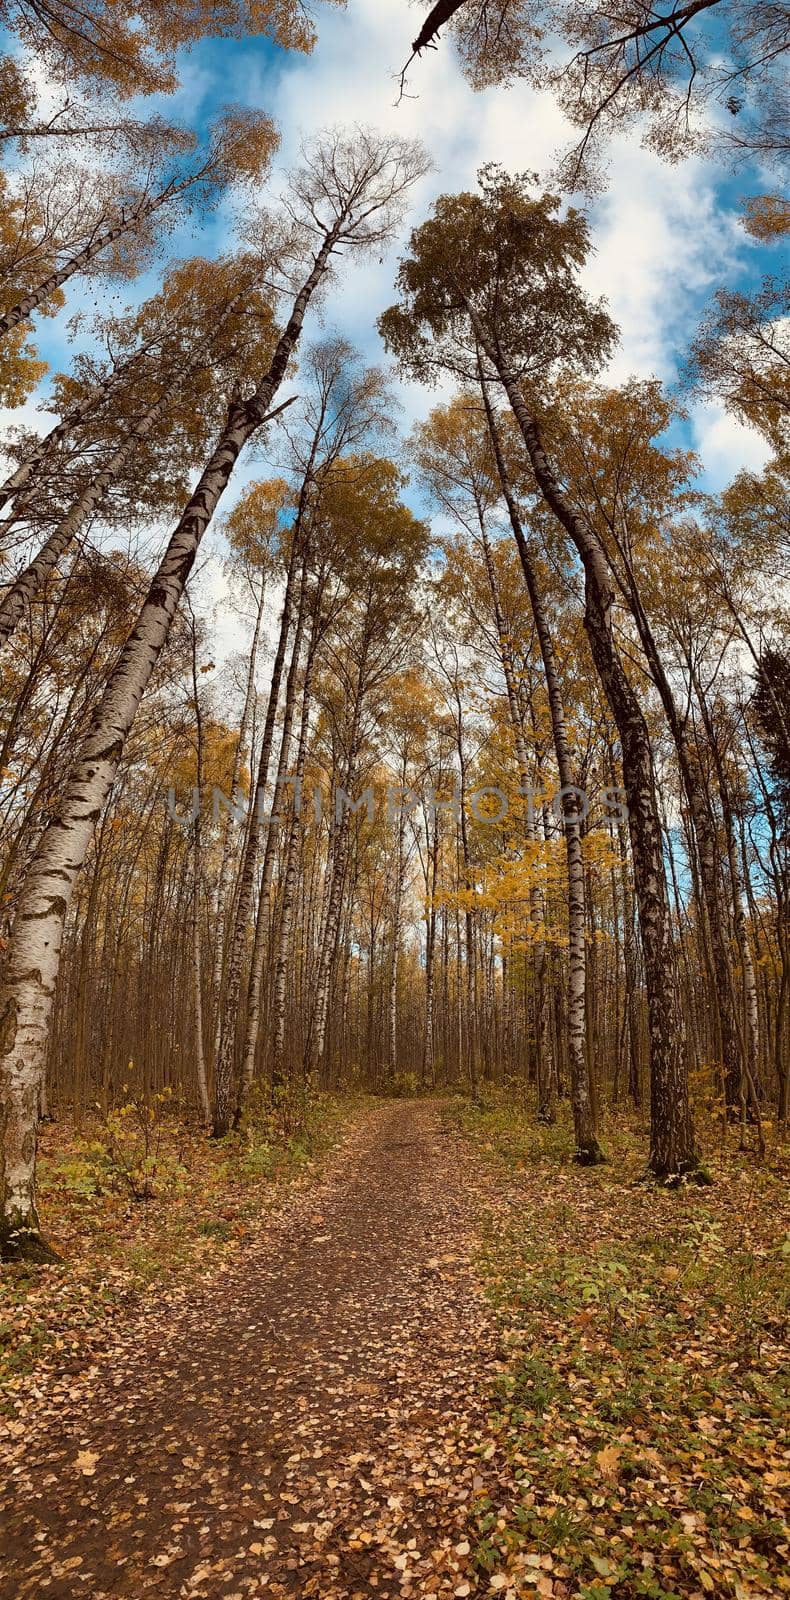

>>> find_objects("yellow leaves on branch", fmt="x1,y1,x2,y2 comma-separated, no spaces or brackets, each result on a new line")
2,0,345,98
207,109,280,188
0,326,50,408
221,478,292,570
445,825,623,951
0,172,65,400
740,194,790,242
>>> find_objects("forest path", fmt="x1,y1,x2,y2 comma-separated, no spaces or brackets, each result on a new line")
0,1100,503,1600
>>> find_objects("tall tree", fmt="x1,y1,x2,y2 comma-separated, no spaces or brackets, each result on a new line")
0,129,428,1257
380,168,701,1179
401,2,790,179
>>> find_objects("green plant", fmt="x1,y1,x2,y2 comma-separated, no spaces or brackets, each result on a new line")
90,1066,185,1201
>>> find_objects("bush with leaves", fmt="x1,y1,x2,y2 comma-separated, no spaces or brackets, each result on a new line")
90,1068,187,1201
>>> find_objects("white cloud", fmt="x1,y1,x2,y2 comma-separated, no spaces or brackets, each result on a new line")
260,0,757,460
690,401,772,487
2,0,772,646
583,146,744,386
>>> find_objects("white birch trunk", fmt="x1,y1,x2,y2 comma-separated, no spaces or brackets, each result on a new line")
190,623,211,1125
472,322,696,1176
308,637,369,1079
388,754,408,1078
0,232,337,1253
235,570,309,1117
209,575,266,1065
479,373,598,1156
0,169,203,339
271,623,320,1075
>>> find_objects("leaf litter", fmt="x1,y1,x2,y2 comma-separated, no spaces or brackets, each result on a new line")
1,1097,787,1600
0,1102,503,1598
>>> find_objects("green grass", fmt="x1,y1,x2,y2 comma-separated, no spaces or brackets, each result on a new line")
453,1096,790,1600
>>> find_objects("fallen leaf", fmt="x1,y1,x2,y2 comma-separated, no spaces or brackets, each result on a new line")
595,1444,622,1480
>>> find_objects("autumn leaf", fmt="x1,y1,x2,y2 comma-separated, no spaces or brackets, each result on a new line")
595,1444,622,1480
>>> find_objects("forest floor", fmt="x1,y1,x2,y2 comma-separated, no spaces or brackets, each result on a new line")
0,1091,355,1411
0,1097,788,1600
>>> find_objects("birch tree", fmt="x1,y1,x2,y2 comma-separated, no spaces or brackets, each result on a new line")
380,169,701,1179
0,112,277,341
0,129,428,1257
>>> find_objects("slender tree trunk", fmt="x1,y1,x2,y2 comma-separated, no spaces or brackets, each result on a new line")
454,704,479,1103
474,330,697,1178
612,755,642,1107
190,617,211,1124
209,572,266,1064
235,561,310,1120
479,372,602,1160
271,611,322,1077
0,169,203,339
388,752,408,1079
0,230,337,1255
423,808,439,1086
308,752,358,1078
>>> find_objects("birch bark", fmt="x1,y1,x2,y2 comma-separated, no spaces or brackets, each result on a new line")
234,559,310,1119
189,614,211,1124
471,322,698,1178
479,373,601,1159
211,520,303,1135
0,230,338,1255
0,168,207,339
270,610,322,1076
388,752,408,1079
208,571,266,1064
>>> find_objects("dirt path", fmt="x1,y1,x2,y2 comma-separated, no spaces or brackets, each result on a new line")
0,1101,502,1599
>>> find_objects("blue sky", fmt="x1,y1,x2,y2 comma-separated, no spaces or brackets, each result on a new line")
3,0,779,654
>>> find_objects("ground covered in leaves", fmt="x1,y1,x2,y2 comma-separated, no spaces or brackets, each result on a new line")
456,1102,789,1600
0,1100,503,1598
0,1097,787,1600
0,1091,353,1413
